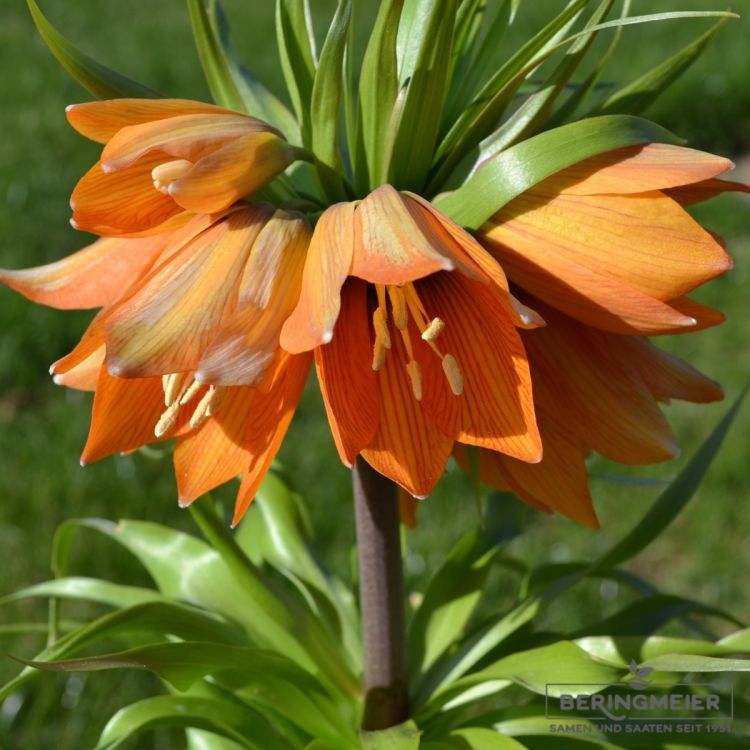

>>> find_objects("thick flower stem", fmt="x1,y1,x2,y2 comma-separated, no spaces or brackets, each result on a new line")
353,457,409,730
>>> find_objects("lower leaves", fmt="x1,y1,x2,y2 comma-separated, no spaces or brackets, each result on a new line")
0,399,747,748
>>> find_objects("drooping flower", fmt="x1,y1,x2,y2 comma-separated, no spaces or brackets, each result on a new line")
65,99,296,236
451,143,746,526
1,204,312,525
281,184,545,498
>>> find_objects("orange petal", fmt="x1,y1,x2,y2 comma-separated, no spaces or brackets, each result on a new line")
169,132,294,214
619,338,723,403
484,190,730,303
480,413,598,528
231,352,312,526
659,296,726,333
71,156,184,236
66,99,236,143
523,304,678,464
360,325,453,498
540,144,733,196
316,280,380,467
665,177,750,205
351,185,454,285
280,202,355,353
416,272,542,462
398,488,419,529
410,194,545,330
53,345,105,391
51,311,108,376
100,113,265,171
104,207,266,377
196,209,310,386
0,234,167,310
174,386,256,505
81,366,167,463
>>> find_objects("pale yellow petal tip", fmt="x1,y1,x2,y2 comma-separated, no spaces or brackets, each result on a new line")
178,497,193,509
69,217,80,230
412,493,428,501
52,375,64,386
101,162,116,174
79,457,87,467
322,328,334,344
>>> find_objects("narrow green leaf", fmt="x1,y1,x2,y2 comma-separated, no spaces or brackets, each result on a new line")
27,0,158,99
434,0,589,176
96,695,282,750
388,0,457,190
596,17,730,116
17,642,356,748
436,115,679,229
358,0,404,188
209,0,300,142
187,0,245,110
361,720,421,750
591,392,745,573
573,594,743,638
481,0,615,156
0,577,162,610
642,653,750,673
276,0,317,144
408,529,496,677
310,0,352,200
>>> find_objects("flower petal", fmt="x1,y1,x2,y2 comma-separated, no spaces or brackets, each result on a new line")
196,209,310,386
66,99,236,143
0,234,167,310
71,156,185,236
231,352,312,526
81,366,168,463
351,185,454,285
174,386,256,505
104,207,266,377
522,303,678,464
416,272,542,462
410,194,545,329
481,190,731,334
316,280,380,467
541,143,733,196
665,178,750,205
360,326,453,498
280,202,355,353
619,338,723,403
169,132,294,214
53,345,105,391
100,113,265,171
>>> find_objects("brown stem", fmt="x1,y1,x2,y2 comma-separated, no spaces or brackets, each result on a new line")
353,457,409,730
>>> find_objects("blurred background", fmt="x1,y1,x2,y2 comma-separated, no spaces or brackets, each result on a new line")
0,1,748,747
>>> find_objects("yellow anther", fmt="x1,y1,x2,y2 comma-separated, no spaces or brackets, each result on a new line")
372,307,392,349
151,159,192,193
154,402,180,438
162,372,185,407
205,386,227,417
388,286,409,331
421,317,444,342
179,379,202,406
372,339,387,371
406,360,423,401
442,354,463,396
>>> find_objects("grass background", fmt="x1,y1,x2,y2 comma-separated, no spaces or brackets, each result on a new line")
0,1,748,747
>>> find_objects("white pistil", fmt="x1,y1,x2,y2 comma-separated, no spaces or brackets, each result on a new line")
151,159,192,194
421,317,444,342
154,402,180,438
442,354,464,396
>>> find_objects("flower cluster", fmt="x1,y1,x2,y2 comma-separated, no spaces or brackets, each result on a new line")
1,97,746,527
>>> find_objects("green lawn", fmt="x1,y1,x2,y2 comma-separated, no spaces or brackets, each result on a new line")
0,1,748,748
